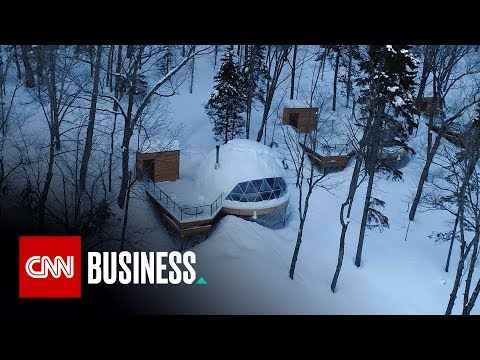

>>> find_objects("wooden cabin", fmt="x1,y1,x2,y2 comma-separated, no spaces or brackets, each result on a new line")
282,107,318,132
136,150,180,182
418,97,443,116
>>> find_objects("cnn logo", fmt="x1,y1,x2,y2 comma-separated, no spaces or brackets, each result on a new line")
25,256,74,278
19,236,81,298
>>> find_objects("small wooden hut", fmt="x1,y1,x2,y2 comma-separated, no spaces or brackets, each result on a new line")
282,107,318,132
136,150,180,182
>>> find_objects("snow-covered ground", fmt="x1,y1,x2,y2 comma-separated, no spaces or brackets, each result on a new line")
121,53,478,314
5,46,476,314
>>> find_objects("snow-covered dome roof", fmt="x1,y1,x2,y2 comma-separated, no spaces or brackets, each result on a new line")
195,139,287,202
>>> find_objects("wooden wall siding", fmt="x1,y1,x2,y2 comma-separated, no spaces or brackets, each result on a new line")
136,150,180,182
307,153,348,171
222,199,288,217
282,107,318,132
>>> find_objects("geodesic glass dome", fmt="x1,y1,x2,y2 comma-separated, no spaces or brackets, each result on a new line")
226,177,287,203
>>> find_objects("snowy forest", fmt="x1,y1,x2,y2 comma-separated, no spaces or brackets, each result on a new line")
2,45,480,314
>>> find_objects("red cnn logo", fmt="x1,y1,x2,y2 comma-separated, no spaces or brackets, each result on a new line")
19,236,81,298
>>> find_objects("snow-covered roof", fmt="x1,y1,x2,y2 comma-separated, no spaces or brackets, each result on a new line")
194,139,287,200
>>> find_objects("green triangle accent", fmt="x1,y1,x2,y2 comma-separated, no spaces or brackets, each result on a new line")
196,277,208,285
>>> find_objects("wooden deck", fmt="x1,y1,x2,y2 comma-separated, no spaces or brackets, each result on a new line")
145,178,290,246
299,142,350,172
146,190,221,239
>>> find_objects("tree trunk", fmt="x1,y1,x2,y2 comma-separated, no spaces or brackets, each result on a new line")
117,123,132,209
296,52,305,100
427,75,438,154
224,106,229,144
445,188,471,315
355,164,375,267
79,45,102,192
189,52,195,94
117,49,138,209
331,153,363,291
290,45,297,100
88,46,94,77
463,230,479,313
332,49,340,111
120,171,132,251
13,46,22,80
237,45,242,67
289,186,314,279
38,133,55,231
20,45,35,88
245,45,257,140
214,45,218,69
106,45,114,91
415,46,433,109
464,276,480,315
109,45,122,193
244,45,249,67
35,46,44,81
446,152,479,271
445,214,459,272
346,46,353,108
48,46,60,151
117,47,144,209
409,132,443,221
446,232,472,314
126,45,134,59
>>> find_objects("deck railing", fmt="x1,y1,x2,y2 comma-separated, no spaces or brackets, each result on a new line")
299,141,352,156
145,180,223,221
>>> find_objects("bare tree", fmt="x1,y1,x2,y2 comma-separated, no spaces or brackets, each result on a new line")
79,45,102,192
415,45,437,109
0,71,25,217
27,46,84,230
283,119,329,279
12,45,22,80
109,45,123,193
332,47,341,111
20,45,35,88
256,45,291,143
103,45,212,209
189,47,195,94
284,58,330,279
290,45,297,100
426,114,480,314
346,46,354,108
409,45,480,221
